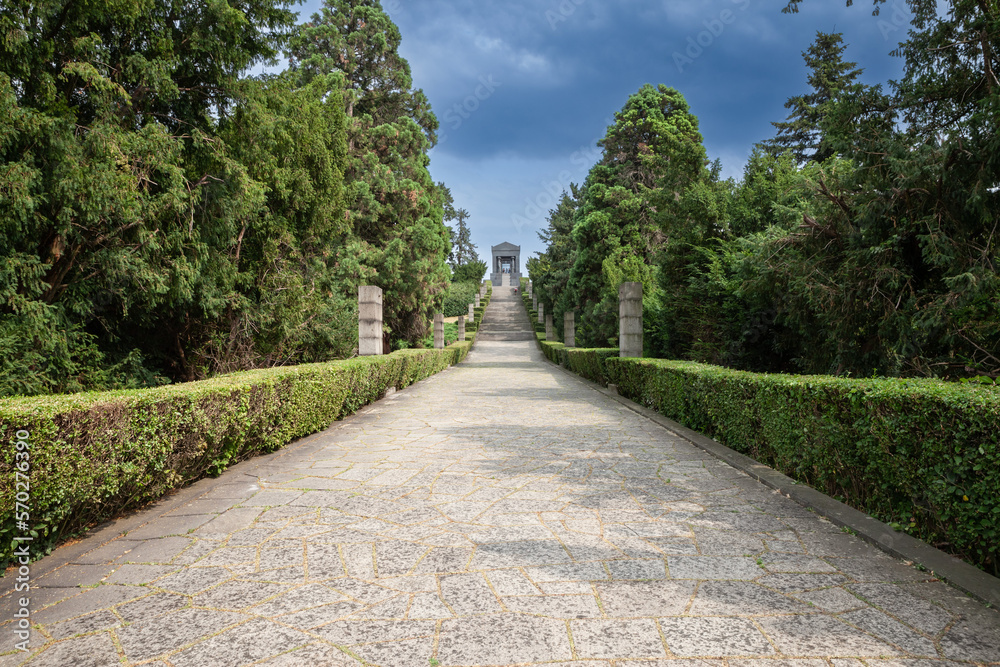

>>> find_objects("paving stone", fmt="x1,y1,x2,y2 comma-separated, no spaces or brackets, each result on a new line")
440,573,503,614
759,553,839,573
526,562,609,583
757,615,901,657
411,546,472,573
32,565,114,589
116,592,190,623
254,643,362,665
314,619,436,645
117,608,245,661
170,618,311,666
571,618,666,659
250,583,345,615
437,614,572,664
21,633,119,666
794,587,867,613
30,585,147,626
193,508,264,538
847,583,954,635
241,490,305,507
154,566,233,595
276,601,364,630
596,580,696,617
660,616,775,657
668,556,764,580
608,558,667,580
502,594,601,618
486,569,540,595
375,541,428,576
826,556,929,583
121,514,213,540
694,528,766,556
105,564,177,585
70,539,142,565
841,608,938,656
351,636,437,667
937,613,1000,662
44,609,121,640
758,573,850,593
689,581,812,616
194,580,289,610
468,539,572,569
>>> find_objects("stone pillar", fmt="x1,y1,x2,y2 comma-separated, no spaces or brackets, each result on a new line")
468,303,475,320
532,293,538,312
564,311,575,348
434,313,444,349
457,315,466,341
475,293,481,309
619,282,643,358
545,313,554,341
527,281,532,298
358,286,383,356
537,302,545,331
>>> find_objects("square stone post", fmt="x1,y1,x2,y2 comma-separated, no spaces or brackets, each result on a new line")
532,293,538,313
545,313,554,341
527,281,533,298
475,293,481,309
564,310,575,348
434,313,444,349
457,315,466,341
619,282,643,358
358,286,383,356
468,303,475,320
537,302,544,329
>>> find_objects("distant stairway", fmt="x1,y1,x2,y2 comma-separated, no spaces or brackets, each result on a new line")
478,282,536,341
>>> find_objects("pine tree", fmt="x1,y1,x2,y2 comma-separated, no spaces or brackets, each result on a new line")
286,0,449,346
765,32,863,163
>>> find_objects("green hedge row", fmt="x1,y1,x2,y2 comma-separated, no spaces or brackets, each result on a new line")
606,357,1000,575
525,291,620,386
0,342,472,565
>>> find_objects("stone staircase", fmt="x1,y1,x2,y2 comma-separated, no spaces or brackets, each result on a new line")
478,282,536,341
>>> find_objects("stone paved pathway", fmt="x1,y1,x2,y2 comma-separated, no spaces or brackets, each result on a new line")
2,288,1000,666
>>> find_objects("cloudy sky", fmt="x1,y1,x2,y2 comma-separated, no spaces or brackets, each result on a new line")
293,0,913,265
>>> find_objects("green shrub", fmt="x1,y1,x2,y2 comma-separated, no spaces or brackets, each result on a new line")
540,341,565,364
606,357,1000,575
0,343,471,565
442,281,480,317
564,348,620,386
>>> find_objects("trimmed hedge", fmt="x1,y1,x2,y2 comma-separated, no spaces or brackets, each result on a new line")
0,342,472,565
606,357,1000,575
564,348,620,386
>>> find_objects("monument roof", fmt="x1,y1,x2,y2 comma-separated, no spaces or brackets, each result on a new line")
492,242,520,252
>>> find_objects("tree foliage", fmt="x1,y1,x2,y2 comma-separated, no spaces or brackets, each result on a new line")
531,13,1000,380
763,31,863,163
0,0,451,396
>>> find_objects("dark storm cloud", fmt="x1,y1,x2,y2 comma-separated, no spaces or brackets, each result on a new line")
293,0,912,260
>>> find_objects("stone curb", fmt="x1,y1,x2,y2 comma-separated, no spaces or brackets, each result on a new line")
537,347,1000,609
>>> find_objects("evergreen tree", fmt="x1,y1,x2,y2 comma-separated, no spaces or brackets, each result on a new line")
0,0,301,392
565,84,708,347
287,0,449,346
764,32,863,163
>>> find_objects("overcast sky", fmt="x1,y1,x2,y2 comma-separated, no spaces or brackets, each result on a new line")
293,0,913,266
